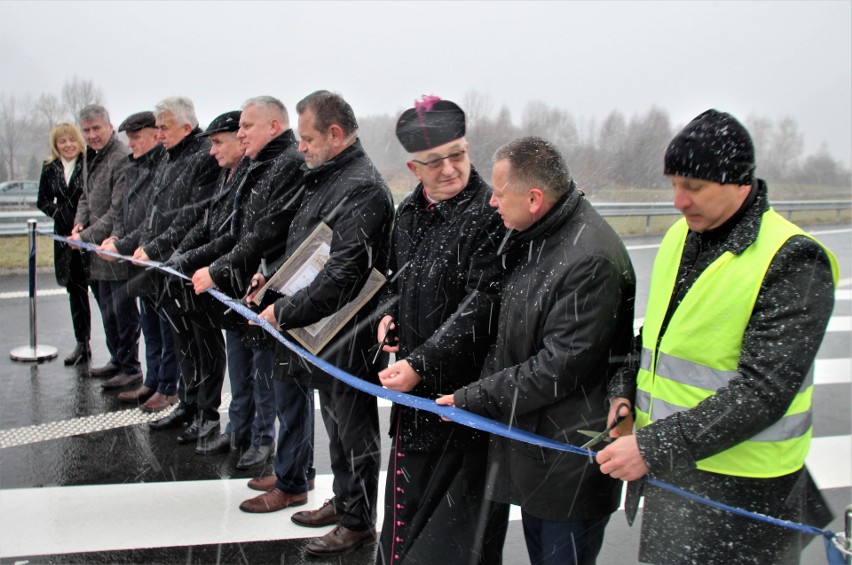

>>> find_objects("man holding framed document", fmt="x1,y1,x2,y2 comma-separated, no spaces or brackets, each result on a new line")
247,90,394,557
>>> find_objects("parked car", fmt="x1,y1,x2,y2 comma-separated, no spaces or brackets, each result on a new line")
0,180,39,207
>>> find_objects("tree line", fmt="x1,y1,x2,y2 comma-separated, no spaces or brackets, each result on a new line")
2,82,849,196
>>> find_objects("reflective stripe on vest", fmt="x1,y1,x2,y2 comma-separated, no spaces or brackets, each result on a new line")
635,209,838,478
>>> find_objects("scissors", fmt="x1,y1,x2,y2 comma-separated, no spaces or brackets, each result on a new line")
371,320,398,364
577,402,632,449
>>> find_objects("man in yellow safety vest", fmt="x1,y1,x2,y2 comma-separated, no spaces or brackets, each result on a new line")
597,109,838,565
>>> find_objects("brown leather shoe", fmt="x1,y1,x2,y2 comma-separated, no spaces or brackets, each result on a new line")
140,392,178,413
291,498,343,528
117,385,154,404
248,476,315,492
305,526,376,556
247,475,276,492
239,488,307,513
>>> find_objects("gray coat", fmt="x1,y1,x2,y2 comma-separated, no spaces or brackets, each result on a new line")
74,134,130,281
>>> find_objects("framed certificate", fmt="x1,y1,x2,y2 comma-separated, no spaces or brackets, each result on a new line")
252,222,386,354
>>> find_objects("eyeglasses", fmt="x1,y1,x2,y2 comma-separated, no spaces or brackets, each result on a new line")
411,149,467,170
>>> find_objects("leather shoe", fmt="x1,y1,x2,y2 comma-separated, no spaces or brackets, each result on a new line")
64,342,91,366
248,475,315,492
239,488,307,513
196,433,233,455
88,362,120,378
247,474,276,491
117,385,154,404
101,371,142,390
236,443,273,469
140,392,178,413
305,526,376,556
176,416,219,444
148,403,194,430
292,498,344,528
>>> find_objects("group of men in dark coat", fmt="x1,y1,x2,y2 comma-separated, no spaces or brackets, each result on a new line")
51,91,837,565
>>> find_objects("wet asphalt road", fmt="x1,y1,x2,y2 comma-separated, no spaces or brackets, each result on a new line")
0,226,849,565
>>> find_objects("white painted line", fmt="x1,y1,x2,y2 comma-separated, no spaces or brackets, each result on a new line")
836,290,851,301
0,434,846,559
0,288,66,300
807,435,852,490
814,359,851,385
827,316,851,332
0,473,381,558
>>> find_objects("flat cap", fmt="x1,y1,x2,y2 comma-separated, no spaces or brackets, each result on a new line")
118,111,156,133
197,110,241,137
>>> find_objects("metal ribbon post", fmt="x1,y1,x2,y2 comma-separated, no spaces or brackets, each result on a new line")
10,219,58,362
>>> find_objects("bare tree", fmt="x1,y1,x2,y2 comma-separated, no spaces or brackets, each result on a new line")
461,90,493,130
0,92,33,181
61,76,104,120
35,93,67,128
769,116,804,180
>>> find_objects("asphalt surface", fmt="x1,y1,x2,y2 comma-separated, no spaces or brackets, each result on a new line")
0,226,849,565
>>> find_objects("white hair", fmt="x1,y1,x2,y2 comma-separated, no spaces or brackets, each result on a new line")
154,96,198,128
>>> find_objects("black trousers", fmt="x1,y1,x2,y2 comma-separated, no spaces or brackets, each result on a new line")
90,279,140,374
318,385,380,531
66,250,90,343
166,308,226,419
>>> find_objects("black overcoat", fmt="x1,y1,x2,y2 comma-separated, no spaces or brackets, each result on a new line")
37,157,88,286
381,168,505,452
271,141,394,391
455,189,636,521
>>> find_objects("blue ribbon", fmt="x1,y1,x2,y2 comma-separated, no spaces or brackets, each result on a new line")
37,230,843,558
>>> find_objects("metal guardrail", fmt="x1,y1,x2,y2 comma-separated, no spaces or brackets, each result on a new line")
0,194,38,207
591,200,852,232
1,200,850,237
0,210,51,236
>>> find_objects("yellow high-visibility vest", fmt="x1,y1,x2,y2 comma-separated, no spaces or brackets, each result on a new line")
635,209,838,478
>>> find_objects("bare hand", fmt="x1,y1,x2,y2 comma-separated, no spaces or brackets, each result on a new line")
131,247,150,265
377,315,399,353
251,303,280,330
96,238,119,261
192,267,215,295
245,273,266,303
378,359,421,392
608,397,634,439
435,394,455,421
596,435,650,482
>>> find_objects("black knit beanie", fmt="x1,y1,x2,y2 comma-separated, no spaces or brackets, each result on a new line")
664,109,755,185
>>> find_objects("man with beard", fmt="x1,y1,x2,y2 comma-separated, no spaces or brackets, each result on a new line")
374,96,507,564
243,90,394,558
438,137,635,565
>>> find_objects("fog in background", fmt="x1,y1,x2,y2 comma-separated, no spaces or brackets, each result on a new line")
2,0,850,180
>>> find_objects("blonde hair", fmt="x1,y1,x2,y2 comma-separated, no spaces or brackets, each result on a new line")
47,122,85,163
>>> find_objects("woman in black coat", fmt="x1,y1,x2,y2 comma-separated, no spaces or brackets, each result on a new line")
37,123,91,365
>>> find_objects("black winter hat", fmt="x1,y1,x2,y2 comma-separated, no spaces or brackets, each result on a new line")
197,110,241,137
396,96,466,153
664,109,755,185
118,111,156,133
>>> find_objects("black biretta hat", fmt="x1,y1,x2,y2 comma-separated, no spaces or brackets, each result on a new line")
197,111,241,137
118,111,156,133
395,96,466,153
664,109,755,185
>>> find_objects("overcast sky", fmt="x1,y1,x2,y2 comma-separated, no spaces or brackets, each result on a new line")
2,1,850,167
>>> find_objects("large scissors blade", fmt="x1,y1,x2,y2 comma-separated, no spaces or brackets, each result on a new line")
579,402,631,449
